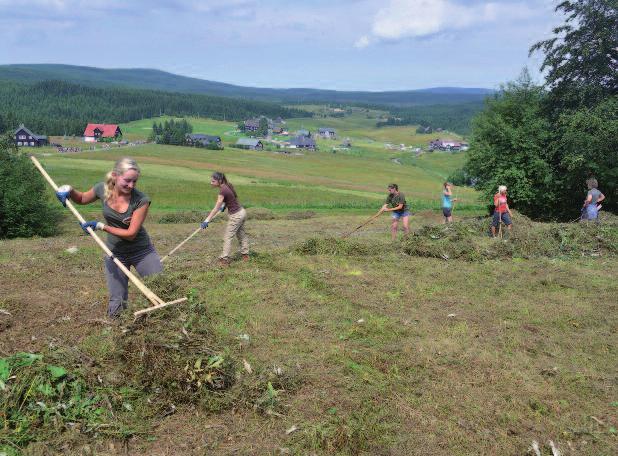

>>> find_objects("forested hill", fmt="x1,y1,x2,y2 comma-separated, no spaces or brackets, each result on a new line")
0,80,310,136
0,64,493,106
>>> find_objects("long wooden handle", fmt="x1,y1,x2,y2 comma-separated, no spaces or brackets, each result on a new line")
160,207,223,262
160,227,201,262
31,156,164,306
342,210,383,239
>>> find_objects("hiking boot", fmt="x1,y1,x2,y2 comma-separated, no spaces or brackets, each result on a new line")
242,254,250,262
218,258,230,268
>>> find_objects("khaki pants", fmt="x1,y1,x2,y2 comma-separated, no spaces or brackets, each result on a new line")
221,208,249,259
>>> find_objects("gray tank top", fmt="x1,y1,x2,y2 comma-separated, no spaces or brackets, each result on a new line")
93,182,152,254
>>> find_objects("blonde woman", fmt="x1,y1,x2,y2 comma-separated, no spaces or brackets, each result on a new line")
491,185,513,237
55,157,162,317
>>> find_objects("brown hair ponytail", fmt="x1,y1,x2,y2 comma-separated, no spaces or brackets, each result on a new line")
212,171,237,198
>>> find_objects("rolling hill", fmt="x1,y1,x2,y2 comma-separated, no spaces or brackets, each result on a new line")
0,64,493,106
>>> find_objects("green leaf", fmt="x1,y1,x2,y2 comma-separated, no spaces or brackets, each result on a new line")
609,427,617,435
0,358,9,382
47,365,67,380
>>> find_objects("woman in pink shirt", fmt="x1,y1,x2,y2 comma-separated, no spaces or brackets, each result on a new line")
491,185,513,237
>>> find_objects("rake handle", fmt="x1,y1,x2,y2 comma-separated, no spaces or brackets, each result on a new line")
342,210,383,239
31,156,164,306
160,207,224,262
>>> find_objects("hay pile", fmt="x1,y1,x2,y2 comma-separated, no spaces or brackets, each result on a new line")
294,237,384,256
403,213,618,261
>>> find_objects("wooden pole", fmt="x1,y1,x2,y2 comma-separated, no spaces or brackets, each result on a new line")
342,210,383,239
160,206,224,263
31,156,187,315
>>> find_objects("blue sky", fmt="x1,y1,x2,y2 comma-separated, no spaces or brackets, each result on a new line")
0,0,562,91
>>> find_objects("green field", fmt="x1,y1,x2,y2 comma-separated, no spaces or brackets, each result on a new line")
4,114,615,455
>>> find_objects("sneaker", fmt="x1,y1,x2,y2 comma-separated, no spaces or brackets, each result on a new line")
242,254,250,262
218,258,230,268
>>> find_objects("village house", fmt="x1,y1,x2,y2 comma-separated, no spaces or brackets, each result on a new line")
186,134,222,148
288,136,316,150
318,127,337,139
244,116,286,134
235,138,263,150
83,124,122,142
14,124,48,147
428,139,469,152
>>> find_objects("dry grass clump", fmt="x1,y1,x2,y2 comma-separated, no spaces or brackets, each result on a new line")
402,213,618,261
245,207,277,220
285,210,317,220
158,210,205,224
294,237,383,256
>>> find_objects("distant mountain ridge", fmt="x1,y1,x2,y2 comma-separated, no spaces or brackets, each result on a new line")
0,64,493,106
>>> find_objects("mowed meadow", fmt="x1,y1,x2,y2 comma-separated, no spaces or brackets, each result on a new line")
1,115,616,455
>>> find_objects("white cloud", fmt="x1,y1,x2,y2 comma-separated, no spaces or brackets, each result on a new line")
358,0,539,46
354,35,371,49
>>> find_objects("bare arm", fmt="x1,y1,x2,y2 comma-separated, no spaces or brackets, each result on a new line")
382,203,403,212
205,195,225,222
597,193,605,204
102,204,149,241
70,188,98,205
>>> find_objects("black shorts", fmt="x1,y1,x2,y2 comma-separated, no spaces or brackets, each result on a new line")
442,207,452,217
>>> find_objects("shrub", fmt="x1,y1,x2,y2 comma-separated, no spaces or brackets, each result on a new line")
0,135,61,238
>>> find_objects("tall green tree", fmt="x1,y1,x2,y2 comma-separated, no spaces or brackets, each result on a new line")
529,0,618,110
0,135,61,238
257,117,269,137
465,71,554,217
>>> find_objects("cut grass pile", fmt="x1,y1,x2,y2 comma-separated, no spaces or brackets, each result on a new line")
293,213,618,262
403,213,618,261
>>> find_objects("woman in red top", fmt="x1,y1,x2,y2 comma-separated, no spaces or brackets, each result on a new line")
491,185,513,237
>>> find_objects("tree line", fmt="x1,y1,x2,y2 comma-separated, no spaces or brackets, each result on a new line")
0,80,311,136
461,0,617,220
375,101,485,135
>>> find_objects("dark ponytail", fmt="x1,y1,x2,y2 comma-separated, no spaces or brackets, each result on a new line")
212,171,237,197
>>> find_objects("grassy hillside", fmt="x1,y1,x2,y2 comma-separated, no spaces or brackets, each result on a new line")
34,142,479,213
0,64,493,106
1,211,616,455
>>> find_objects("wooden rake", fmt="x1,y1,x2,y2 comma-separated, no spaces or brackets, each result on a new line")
160,206,224,263
342,209,383,239
31,156,187,319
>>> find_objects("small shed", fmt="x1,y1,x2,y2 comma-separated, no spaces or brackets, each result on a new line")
186,134,222,147
318,127,337,139
289,136,316,149
236,138,263,150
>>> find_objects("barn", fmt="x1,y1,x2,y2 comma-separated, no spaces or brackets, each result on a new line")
83,124,122,142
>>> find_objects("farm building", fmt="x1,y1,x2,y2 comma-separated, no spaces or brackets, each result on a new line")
186,134,222,148
235,138,263,150
14,124,48,147
244,116,286,134
318,127,337,139
83,124,122,142
429,139,469,151
288,136,316,150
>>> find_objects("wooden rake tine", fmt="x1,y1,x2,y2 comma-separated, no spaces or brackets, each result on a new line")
342,210,383,239
31,156,187,319
160,205,224,263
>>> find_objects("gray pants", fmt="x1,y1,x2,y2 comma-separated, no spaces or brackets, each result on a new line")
104,245,163,316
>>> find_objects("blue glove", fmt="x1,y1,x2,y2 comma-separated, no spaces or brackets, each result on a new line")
55,185,72,207
220,203,226,212
200,220,209,229
80,221,104,234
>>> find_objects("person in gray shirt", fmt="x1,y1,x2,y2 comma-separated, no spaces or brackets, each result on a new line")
55,157,162,316
582,178,605,222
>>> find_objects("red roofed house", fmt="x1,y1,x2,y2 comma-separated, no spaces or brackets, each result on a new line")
83,124,122,142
